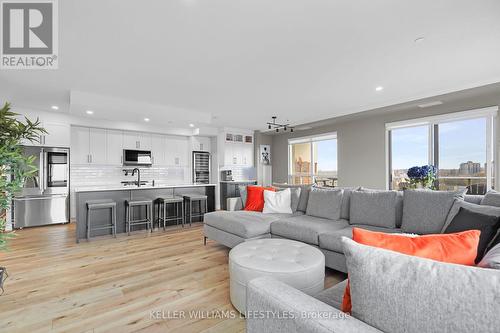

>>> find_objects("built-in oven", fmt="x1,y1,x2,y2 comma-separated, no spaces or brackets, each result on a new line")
44,148,69,194
123,149,153,166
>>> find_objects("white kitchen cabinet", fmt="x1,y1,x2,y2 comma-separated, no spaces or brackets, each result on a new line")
192,136,211,152
71,127,106,165
89,128,107,164
123,131,152,150
151,134,166,165
167,136,188,166
43,122,71,147
106,129,123,165
22,121,70,147
221,142,254,167
71,126,91,165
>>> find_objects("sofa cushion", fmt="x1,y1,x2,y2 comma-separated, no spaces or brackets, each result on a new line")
481,190,500,207
349,190,398,228
442,199,500,232
318,225,403,253
306,188,343,220
342,237,500,333
314,279,348,310
204,210,297,238
275,186,302,213
335,187,358,220
444,207,500,263
465,194,484,205
401,189,466,234
478,242,500,270
273,184,311,212
270,215,349,245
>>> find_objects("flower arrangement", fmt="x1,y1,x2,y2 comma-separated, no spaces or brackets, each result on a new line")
406,165,437,189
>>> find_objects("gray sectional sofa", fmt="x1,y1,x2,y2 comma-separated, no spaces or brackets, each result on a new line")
204,186,500,332
203,185,487,273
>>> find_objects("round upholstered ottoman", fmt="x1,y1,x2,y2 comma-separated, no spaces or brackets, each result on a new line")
229,238,325,313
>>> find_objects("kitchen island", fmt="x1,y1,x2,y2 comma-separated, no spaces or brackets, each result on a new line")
74,184,216,241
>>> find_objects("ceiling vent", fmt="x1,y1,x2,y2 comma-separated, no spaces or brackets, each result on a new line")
418,101,443,108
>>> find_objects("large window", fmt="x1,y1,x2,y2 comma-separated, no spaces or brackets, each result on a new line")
288,133,337,186
387,108,497,194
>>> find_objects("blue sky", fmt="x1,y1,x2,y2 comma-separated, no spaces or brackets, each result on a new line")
315,140,337,171
391,118,486,170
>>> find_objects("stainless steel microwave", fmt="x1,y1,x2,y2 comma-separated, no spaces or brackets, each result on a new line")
123,149,152,166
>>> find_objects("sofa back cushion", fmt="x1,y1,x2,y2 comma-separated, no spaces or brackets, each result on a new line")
442,199,500,230
273,184,311,212
306,188,343,220
478,242,500,270
275,186,302,213
481,190,500,207
238,185,248,207
349,190,398,228
336,187,359,220
401,189,465,234
342,237,500,333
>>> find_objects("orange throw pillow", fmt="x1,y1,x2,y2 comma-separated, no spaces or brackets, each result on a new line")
244,186,276,212
341,228,480,314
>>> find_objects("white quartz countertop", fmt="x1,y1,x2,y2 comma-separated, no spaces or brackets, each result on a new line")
75,183,216,193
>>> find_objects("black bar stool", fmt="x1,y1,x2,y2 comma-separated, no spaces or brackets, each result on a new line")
85,200,117,241
156,196,184,230
183,194,208,227
125,198,153,235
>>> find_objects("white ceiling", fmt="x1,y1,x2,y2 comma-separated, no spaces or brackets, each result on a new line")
1,0,500,131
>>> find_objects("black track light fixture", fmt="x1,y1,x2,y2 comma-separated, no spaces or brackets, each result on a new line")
266,116,294,133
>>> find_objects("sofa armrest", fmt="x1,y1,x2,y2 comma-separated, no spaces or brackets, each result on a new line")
227,197,243,211
246,277,382,333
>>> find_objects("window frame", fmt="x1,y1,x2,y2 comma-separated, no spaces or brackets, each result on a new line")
288,132,337,185
385,106,498,191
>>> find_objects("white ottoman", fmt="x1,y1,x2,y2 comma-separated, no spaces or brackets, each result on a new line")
229,238,325,313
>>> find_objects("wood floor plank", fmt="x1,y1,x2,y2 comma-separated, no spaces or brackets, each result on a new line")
0,223,345,332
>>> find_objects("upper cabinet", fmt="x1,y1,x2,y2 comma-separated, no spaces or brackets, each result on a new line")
71,127,106,165
192,136,211,152
151,134,166,165
106,129,123,165
123,132,152,150
220,130,254,167
71,127,192,167
167,136,189,167
22,121,70,147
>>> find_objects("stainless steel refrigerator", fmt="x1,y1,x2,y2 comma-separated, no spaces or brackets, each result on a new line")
12,146,70,228
192,151,211,184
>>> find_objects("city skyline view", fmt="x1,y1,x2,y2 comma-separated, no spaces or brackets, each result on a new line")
391,117,487,170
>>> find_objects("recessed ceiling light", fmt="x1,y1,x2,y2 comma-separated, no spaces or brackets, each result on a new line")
86,110,94,115
144,118,150,122
414,37,425,43
51,105,59,110
189,123,195,128
375,86,384,92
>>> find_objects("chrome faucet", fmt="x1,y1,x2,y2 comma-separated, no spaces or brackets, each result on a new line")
132,168,141,187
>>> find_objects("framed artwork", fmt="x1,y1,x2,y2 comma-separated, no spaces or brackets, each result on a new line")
260,144,271,165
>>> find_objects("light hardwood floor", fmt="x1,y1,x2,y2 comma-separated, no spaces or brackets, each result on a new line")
0,223,345,333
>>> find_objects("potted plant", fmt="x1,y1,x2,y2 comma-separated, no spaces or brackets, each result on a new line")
0,102,46,294
406,165,437,190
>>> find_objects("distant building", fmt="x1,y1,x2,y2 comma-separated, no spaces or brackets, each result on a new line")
459,161,481,175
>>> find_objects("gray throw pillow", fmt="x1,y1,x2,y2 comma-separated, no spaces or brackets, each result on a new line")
401,189,466,234
341,237,500,333
481,190,500,207
275,187,302,213
441,199,500,232
349,190,398,228
238,185,247,207
359,188,403,227
478,242,500,270
273,184,310,212
306,188,343,220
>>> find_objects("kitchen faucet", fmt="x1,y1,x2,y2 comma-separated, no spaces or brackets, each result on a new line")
132,168,141,187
